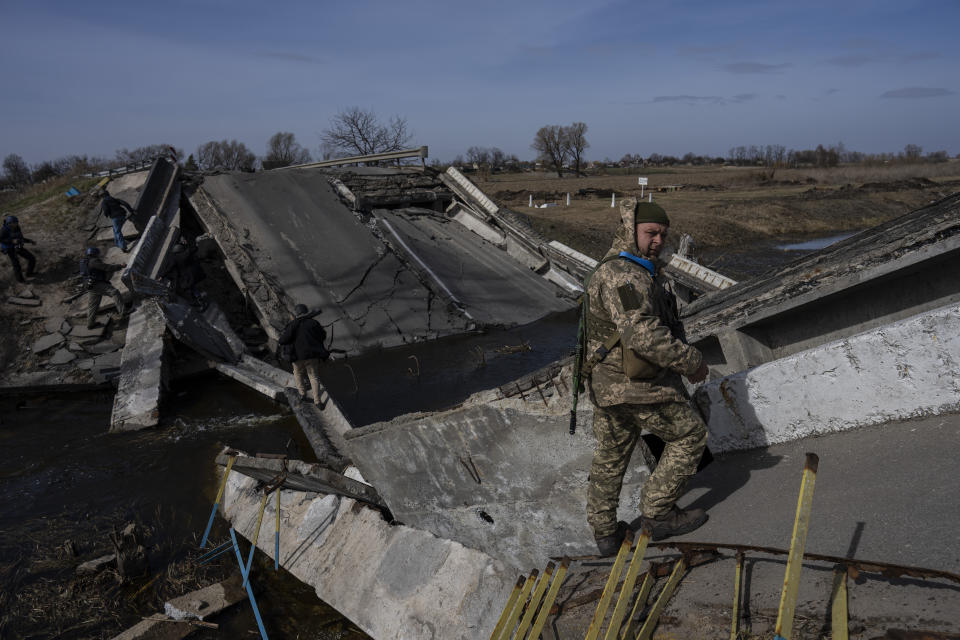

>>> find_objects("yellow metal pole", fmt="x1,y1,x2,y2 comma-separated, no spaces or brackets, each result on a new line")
489,576,524,640
620,571,654,640
242,491,270,588
774,452,819,640
831,567,849,640
730,551,744,640
200,455,235,548
528,557,570,640
495,570,537,640
586,531,635,640
636,557,687,640
515,562,554,638
604,531,651,640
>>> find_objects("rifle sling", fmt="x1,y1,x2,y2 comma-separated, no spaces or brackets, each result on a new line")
581,331,622,378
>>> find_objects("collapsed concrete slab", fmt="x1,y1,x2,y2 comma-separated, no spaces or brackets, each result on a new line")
110,300,168,432
191,167,576,354
686,192,960,377
220,457,515,640
343,363,652,569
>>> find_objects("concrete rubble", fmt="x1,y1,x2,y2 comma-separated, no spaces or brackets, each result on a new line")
76,553,116,575
163,574,246,621
32,332,65,354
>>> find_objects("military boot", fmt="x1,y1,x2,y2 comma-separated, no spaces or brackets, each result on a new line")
639,505,707,541
594,521,632,556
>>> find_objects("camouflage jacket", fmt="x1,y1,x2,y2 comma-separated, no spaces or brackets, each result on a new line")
586,199,702,407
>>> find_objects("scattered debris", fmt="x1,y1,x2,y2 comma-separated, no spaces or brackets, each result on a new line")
49,348,77,365
77,553,117,576
32,332,66,354
7,296,41,307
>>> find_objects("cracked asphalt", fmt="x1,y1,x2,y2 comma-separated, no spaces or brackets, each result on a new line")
199,169,573,355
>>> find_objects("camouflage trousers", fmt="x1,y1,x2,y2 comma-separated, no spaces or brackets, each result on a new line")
587,401,707,537
86,281,125,329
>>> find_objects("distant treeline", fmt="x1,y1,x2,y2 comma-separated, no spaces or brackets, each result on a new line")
612,143,952,169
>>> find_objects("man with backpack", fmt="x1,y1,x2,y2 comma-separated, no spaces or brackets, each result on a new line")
99,189,136,252
1,215,37,283
279,304,329,404
580,198,710,555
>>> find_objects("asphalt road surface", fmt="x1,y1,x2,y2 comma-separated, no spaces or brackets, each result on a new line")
199,169,573,355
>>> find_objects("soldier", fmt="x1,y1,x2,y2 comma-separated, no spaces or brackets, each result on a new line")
82,247,126,329
584,198,709,555
99,189,136,252
1,215,37,283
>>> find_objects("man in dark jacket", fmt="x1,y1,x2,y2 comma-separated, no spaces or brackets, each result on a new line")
1,215,37,283
99,190,136,252
279,304,329,404
82,247,126,328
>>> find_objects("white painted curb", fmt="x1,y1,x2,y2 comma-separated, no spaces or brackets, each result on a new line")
695,302,960,452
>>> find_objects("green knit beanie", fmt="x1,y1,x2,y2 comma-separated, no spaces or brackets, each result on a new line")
634,202,670,226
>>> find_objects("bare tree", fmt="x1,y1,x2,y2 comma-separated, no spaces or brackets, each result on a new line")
903,144,923,161
465,146,491,167
320,107,412,158
195,140,257,171
566,122,589,176
3,154,31,187
532,125,569,177
263,132,312,169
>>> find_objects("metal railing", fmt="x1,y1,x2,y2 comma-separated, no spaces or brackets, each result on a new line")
286,146,429,170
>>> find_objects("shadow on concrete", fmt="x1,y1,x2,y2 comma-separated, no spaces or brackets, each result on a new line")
682,447,783,515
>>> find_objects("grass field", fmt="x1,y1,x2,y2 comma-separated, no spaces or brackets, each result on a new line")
474,162,960,261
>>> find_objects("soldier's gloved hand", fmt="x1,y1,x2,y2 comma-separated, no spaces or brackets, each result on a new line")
686,361,709,384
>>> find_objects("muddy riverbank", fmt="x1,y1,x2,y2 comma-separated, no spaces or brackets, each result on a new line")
0,377,368,639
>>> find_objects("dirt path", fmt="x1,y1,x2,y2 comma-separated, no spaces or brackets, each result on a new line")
0,172,147,385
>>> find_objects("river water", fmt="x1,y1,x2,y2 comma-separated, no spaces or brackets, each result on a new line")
0,310,580,639
0,232,847,638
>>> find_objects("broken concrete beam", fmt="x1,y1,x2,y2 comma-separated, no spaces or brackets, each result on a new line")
213,354,292,402
7,296,41,307
161,302,240,363
77,553,116,575
32,333,66,354
283,388,351,470
110,299,167,432
223,467,515,639
164,574,245,621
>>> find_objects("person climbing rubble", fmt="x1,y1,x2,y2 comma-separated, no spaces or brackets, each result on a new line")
82,247,127,329
98,189,136,252
161,240,207,310
581,198,710,555
1,215,37,283
279,304,329,404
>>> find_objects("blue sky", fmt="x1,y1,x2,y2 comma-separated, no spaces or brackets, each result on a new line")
2,0,957,165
